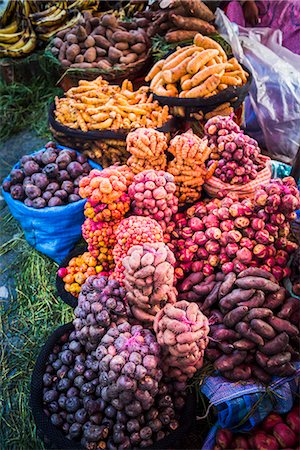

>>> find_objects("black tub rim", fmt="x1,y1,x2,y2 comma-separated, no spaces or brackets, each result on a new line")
30,322,196,450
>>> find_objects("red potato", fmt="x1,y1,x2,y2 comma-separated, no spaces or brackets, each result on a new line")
212,328,239,342
219,289,255,311
259,332,289,356
262,413,283,432
223,364,251,381
180,272,204,291
223,306,249,328
214,350,247,372
254,431,279,450
273,423,297,448
266,352,291,367
250,319,276,339
193,282,215,297
215,428,233,449
218,272,237,298
251,365,272,383
237,290,265,308
246,308,273,321
278,297,300,319
235,276,280,292
267,317,299,337
286,407,300,434
202,281,221,311
264,287,286,309
236,322,264,346
238,267,276,281
265,362,295,376
233,339,256,350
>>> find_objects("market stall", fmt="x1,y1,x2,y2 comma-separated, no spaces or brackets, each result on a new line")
0,1,299,450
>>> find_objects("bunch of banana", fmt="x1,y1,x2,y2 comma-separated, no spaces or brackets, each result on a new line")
0,18,37,58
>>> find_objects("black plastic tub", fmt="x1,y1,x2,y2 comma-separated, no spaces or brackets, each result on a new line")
30,323,197,450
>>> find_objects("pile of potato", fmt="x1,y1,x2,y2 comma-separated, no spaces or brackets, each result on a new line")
146,34,248,98
83,140,130,168
51,12,150,70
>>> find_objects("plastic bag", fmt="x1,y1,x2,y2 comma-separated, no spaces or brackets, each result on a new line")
200,363,300,438
215,9,300,162
2,146,101,264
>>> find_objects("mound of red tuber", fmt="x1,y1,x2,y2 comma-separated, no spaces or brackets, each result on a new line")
154,301,210,382
128,169,178,232
123,242,177,324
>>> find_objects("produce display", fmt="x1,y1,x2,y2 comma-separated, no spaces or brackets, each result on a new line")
146,34,248,98
154,301,210,381
205,115,267,185
0,0,97,58
128,169,178,231
167,129,212,205
84,140,130,168
2,142,92,208
123,242,177,324
126,128,168,174
171,179,300,281
213,403,299,449
136,0,216,40
290,248,300,297
51,12,150,70
54,77,170,131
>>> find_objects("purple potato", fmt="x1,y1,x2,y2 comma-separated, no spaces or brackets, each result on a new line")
32,197,46,209
25,184,41,200
2,180,11,192
10,169,24,184
43,163,59,178
57,170,71,183
74,175,84,187
46,182,60,194
67,161,83,179
68,194,81,203
48,196,63,207
23,160,40,176
31,173,49,190
56,152,72,169
33,150,44,166
45,141,57,149
82,162,92,173
74,187,79,195
69,422,82,439
10,184,25,200
24,198,33,207
76,154,87,164
23,177,32,186
42,150,57,165
20,155,33,165
42,191,52,202
61,181,74,194
55,189,68,201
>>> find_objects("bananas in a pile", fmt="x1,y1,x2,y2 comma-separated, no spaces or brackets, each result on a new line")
0,0,98,58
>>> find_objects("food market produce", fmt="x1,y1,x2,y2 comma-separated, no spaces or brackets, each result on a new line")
81,218,116,263
84,193,130,223
54,77,171,131
183,268,299,382
289,248,300,297
2,142,91,208
73,275,127,351
84,140,130,168
146,34,248,98
51,12,150,70
205,115,267,185
171,179,300,281
123,242,177,324
213,403,299,450
154,301,210,382
167,129,212,205
135,0,216,39
42,319,186,449
126,128,168,174
79,167,128,205
128,169,178,231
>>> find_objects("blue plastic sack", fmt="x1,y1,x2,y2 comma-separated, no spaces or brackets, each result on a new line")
200,363,300,438
2,145,101,264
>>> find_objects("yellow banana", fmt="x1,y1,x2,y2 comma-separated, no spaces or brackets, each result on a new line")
29,5,58,21
0,31,23,44
38,11,82,41
33,8,67,28
0,0,16,27
0,26,37,57
0,20,19,34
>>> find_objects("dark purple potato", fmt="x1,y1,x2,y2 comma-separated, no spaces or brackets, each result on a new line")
76,154,87,164
61,181,74,194
10,169,24,184
68,194,81,203
69,422,82,439
23,177,32,187
45,141,57,149
43,390,58,403
42,191,52,202
57,378,72,392
81,382,95,396
65,397,81,413
55,189,68,201
82,162,92,174
52,359,63,370
58,395,67,409
56,153,72,169
32,197,46,209
25,184,41,200
75,408,88,424
74,375,85,388
10,184,25,201
66,413,75,424
60,350,74,365
23,160,40,176
48,401,59,414
57,364,68,378
20,155,33,165
84,424,107,442
74,175,84,187
67,161,83,179
62,422,70,434
2,180,11,192
43,163,59,178
48,196,63,207
43,373,53,387
46,182,60,193
50,413,63,427
42,150,57,165
31,173,49,190
33,151,44,166
74,187,79,195
67,367,77,380
90,413,102,425
66,387,79,398
57,170,71,183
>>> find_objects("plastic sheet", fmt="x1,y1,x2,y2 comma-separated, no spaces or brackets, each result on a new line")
215,9,300,162
2,145,101,264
